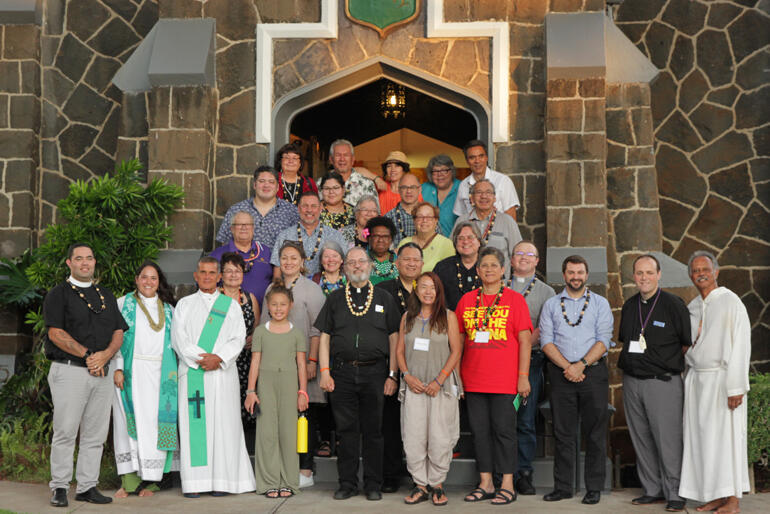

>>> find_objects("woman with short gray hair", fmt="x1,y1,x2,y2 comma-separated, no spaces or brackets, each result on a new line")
341,195,379,247
421,154,461,237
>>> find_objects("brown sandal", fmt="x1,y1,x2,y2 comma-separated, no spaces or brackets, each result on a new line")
404,486,430,505
432,487,448,506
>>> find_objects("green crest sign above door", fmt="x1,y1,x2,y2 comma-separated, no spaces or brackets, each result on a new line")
345,0,420,38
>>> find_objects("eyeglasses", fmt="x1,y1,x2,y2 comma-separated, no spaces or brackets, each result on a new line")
432,168,451,174
514,251,538,258
369,234,392,240
473,190,495,196
281,155,300,162
398,185,420,192
223,269,243,275
345,258,369,266
414,216,435,221
232,223,253,229
322,186,342,192
358,208,378,214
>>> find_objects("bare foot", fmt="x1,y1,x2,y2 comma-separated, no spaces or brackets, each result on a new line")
697,498,727,511
114,488,129,498
716,496,740,514
138,488,154,497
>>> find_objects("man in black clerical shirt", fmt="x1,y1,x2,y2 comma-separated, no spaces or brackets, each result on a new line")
375,242,424,492
618,254,691,512
43,243,128,507
317,246,401,501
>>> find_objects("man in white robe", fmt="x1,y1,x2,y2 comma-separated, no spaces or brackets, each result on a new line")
172,257,256,496
680,251,751,514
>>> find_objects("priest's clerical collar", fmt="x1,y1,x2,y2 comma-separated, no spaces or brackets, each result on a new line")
513,274,533,283
68,275,92,288
139,292,158,301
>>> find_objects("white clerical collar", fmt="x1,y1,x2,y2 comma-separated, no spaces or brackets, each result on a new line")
513,274,534,283
138,292,158,302
68,276,92,288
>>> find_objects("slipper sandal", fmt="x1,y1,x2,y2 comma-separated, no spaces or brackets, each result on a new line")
265,489,280,498
491,488,517,505
315,441,332,457
404,486,430,505
279,487,294,498
431,487,448,506
464,487,495,502
183,492,201,498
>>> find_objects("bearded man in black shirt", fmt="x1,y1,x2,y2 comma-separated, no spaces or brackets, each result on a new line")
316,246,401,501
617,254,691,513
44,243,129,507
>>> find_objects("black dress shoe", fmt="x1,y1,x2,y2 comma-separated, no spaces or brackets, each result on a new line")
365,489,383,501
381,479,399,493
632,495,665,505
665,500,686,512
333,487,359,500
515,471,536,495
543,489,573,501
75,487,113,504
582,490,601,505
50,488,68,507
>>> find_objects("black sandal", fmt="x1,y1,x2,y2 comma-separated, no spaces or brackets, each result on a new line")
404,486,430,505
464,487,495,502
265,489,279,498
315,440,332,457
279,487,294,498
432,487,448,506
491,488,517,505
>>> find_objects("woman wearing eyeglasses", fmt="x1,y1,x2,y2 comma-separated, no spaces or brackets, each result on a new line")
319,172,354,230
274,143,317,206
421,154,461,237
397,202,455,272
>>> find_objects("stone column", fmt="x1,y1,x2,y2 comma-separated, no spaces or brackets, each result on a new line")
147,86,216,251
0,22,41,259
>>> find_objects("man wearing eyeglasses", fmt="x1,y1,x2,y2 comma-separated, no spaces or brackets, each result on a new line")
509,241,555,496
384,173,422,246
452,179,522,278
453,140,520,221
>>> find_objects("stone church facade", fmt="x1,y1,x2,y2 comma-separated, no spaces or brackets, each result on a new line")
0,0,767,479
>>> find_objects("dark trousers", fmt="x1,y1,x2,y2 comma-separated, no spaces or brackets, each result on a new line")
548,361,609,492
330,361,386,491
516,349,545,476
466,392,517,474
382,391,404,481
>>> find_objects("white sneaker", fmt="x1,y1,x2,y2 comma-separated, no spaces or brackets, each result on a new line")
299,472,314,488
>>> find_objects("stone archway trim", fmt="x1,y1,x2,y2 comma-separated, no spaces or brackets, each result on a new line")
256,0,509,143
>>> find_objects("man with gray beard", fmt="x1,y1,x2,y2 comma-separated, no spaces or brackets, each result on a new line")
316,247,401,501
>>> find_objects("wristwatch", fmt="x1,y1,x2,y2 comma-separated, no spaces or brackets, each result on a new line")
580,357,589,366
401,370,410,379
84,349,93,359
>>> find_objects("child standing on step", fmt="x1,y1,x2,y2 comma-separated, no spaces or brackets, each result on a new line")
245,283,308,498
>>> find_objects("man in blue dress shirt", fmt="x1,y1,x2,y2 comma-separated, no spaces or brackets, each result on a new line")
539,255,614,506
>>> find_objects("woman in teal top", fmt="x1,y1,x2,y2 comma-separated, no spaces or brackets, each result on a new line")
421,154,461,237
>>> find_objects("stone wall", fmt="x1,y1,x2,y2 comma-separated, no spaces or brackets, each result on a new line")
616,0,770,373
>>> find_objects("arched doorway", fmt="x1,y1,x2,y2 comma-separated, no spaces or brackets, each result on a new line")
272,57,491,176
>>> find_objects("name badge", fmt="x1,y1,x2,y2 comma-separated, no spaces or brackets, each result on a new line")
375,304,384,313
413,337,430,352
474,331,490,343
628,340,644,354
653,320,665,328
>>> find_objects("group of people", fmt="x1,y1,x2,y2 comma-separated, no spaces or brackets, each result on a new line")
42,137,751,513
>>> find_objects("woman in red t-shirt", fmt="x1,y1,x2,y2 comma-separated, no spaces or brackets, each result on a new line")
455,246,533,505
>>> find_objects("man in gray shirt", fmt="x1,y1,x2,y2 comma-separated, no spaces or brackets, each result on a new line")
508,241,555,495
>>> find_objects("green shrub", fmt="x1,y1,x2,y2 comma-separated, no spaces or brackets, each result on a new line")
0,414,51,482
748,372,770,466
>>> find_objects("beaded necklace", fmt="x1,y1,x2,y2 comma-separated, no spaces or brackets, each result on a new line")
509,274,536,298
395,282,411,311
134,292,164,332
479,210,497,245
219,286,246,305
240,242,261,273
68,281,106,314
345,282,374,316
474,284,504,331
371,251,397,278
561,289,591,327
298,223,324,262
320,271,345,296
456,257,480,295
282,176,301,204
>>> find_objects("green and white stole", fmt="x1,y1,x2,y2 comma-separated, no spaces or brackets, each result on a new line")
186,293,232,467
120,292,178,473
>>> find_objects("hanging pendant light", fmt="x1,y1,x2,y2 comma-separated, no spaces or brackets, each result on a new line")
380,81,406,119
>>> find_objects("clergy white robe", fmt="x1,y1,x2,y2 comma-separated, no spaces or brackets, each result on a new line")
679,287,751,502
172,290,256,494
112,295,179,481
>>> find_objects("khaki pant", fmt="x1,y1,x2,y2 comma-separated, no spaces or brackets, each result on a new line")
400,389,459,487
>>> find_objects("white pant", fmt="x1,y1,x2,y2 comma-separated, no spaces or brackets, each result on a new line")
48,361,113,492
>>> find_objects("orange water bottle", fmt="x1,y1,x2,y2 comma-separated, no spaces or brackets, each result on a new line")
297,412,308,453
